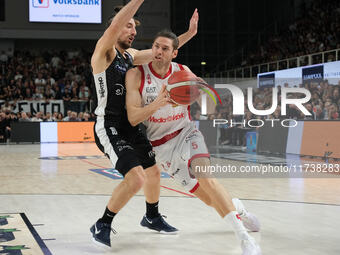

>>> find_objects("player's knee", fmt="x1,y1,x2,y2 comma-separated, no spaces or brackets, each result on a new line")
190,158,211,177
126,167,146,193
198,178,218,193
145,165,161,180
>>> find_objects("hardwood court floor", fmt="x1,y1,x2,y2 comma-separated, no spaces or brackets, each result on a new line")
0,143,340,255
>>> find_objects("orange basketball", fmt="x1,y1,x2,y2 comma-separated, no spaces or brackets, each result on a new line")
167,70,203,105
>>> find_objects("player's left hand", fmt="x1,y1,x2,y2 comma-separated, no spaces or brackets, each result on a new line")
188,8,199,36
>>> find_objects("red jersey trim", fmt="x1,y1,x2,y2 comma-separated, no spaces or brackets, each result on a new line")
187,153,211,169
187,105,192,120
178,64,185,71
148,62,172,79
189,182,200,193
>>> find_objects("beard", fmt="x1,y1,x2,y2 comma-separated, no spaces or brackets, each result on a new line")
117,38,132,50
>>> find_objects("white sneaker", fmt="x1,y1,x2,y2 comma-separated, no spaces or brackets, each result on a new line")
232,198,261,232
241,237,262,255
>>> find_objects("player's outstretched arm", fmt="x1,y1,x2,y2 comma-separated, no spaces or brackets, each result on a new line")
91,0,144,74
126,68,171,126
128,8,199,65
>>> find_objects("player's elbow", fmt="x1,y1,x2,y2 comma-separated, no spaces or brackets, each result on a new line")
128,114,139,127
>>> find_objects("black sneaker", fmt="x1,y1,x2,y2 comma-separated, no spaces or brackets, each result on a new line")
140,215,178,234
90,221,116,247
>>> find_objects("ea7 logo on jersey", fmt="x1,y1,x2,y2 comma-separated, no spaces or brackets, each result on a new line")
98,77,105,98
146,96,156,104
115,84,125,96
146,87,156,93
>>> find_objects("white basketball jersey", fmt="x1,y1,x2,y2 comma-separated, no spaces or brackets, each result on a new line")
139,62,192,142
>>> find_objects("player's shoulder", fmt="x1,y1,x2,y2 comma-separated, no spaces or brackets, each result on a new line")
126,66,142,84
172,62,190,71
127,66,141,75
126,48,138,60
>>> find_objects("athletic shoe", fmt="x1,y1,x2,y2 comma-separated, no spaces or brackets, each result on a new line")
140,215,178,234
241,236,262,255
90,221,116,247
232,198,261,232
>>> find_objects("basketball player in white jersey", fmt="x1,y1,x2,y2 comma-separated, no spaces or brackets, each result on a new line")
125,30,262,255
90,0,199,247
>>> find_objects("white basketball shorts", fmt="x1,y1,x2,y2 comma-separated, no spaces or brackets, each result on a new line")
152,122,210,192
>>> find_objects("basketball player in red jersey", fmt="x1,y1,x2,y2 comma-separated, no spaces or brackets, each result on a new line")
125,30,262,255
90,0,199,247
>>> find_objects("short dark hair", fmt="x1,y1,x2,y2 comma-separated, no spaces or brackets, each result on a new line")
106,6,141,28
153,30,179,50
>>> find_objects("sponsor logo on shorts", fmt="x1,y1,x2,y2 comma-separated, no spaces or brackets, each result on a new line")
181,180,188,186
172,168,180,176
110,127,117,135
185,130,199,143
148,113,185,123
148,150,155,158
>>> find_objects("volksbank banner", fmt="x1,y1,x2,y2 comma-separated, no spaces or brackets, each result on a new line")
29,0,102,24
258,61,340,87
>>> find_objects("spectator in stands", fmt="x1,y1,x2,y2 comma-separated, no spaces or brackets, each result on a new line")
44,86,55,100
314,105,325,120
46,74,56,86
328,103,339,119
54,86,63,100
78,84,89,100
78,112,84,121
35,72,46,91
71,87,78,100
14,71,23,81
0,111,11,142
69,111,79,121
19,112,31,122
0,112,7,142
33,87,44,100
13,88,23,100
31,112,43,122
56,113,64,121
43,112,53,122
24,87,33,100
1,101,13,112
243,0,340,67
51,53,62,68
83,112,90,121
63,110,72,121
63,88,72,102
0,51,8,63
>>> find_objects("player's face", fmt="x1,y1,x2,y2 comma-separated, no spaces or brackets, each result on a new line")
117,19,137,50
152,37,178,64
